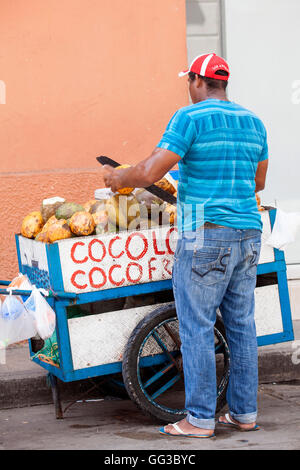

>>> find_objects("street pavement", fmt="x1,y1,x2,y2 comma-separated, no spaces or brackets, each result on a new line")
1,321,299,451
0,382,300,450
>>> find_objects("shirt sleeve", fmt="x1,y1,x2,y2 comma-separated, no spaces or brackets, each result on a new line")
259,128,269,162
157,109,196,158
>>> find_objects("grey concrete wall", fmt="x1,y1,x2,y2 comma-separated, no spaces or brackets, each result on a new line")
185,0,223,64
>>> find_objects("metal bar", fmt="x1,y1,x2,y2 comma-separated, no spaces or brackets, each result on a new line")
257,331,294,346
0,288,76,300
0,288,32,296
151,373,181,400
48,373,63,419
30,356,66,381
257,260,286,275
151,330,183,378
63,382,102,414
15,234,24,277
276,269,294,341
215,342,224,354
143,363,175,389
152,331,178,366
163,323,181,350
139,353,171,368
73,280,173,306
49,291,77,299
46,242,65,293
54,301,74,376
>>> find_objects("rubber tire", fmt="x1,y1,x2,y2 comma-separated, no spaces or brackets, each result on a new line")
122,303,229,423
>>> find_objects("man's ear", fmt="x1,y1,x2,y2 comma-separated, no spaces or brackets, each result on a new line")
195,75,204,88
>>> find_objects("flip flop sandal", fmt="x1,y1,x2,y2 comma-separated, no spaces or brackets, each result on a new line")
218,413,260,431
159,422,215,438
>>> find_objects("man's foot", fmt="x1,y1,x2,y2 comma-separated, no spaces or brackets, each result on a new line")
218,413,259,431
162,418,214,437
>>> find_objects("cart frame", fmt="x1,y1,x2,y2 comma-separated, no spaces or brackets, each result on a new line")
1,171,294,419
10,208,294,385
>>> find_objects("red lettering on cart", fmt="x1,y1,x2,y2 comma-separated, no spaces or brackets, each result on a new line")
108,264,125,287
89,267,107,288
71,270,88,289
148,257,157,281
163,258,172,276
88,239,106,263
126,262,143,283
166,227,177,255
108,236,124,259
71,242,88,264
152,231,166,255
125,232,148,261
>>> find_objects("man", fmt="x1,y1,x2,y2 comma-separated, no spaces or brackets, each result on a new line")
102,53,268,438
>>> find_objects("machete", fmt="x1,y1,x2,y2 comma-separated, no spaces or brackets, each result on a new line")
96,155,177,205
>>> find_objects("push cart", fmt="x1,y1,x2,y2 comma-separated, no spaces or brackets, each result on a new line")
3,177,295,423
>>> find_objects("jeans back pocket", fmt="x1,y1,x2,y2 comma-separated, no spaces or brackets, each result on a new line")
245,241,261,278
192,246,231,286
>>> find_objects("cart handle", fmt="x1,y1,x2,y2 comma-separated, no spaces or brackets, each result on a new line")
0,282,77,300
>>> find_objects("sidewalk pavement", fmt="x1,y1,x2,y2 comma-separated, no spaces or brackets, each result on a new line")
0,321,299,410
1,382,300,450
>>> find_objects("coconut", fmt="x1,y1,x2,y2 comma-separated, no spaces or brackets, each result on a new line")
41,197,65,222
69,211,95,236
56,202,84,220
21,211,44,239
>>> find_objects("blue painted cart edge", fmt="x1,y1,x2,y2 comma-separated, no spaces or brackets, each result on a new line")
16,206,295,383
46,242,65,293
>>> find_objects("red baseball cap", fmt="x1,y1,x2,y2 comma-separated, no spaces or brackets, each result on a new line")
179,53,230,81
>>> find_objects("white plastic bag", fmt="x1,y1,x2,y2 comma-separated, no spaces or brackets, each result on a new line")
266,208,300,250
0,293,37,346
24,286,56,340
9,273,32,291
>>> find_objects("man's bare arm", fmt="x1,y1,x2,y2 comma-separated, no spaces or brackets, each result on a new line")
255,159,268,192
102,147,181,192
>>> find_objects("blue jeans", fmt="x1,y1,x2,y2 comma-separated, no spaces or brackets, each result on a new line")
172,227,261,430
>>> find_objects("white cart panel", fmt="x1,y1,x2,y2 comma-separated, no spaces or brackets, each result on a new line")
68,303,168,370
68,283,283,371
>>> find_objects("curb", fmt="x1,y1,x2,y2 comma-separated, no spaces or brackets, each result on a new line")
258,343,300,384
0,369,108,410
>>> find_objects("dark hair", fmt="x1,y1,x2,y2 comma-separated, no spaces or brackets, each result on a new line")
188,71,228,91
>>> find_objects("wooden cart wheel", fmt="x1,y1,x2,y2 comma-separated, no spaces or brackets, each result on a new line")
122,303,230,423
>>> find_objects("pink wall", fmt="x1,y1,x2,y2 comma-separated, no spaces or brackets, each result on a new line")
0,0,188,279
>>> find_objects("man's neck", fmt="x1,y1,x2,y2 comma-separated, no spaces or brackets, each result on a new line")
194,91,229,103
206,90,229,101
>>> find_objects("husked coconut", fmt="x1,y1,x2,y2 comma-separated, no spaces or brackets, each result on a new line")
41,197,66,222
83,200,97,212
106,194,140,230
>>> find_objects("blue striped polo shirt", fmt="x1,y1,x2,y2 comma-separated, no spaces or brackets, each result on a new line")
157,99,268,232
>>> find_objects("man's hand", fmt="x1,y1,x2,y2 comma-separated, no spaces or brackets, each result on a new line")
102,165,125,193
